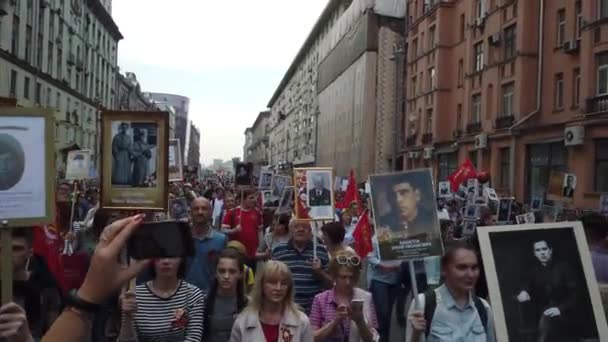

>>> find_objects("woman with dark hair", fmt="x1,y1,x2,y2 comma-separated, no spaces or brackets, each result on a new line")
406,241,495,342
320,222,354,259
203,248,249,342
256,213,291,261
118,257,206,342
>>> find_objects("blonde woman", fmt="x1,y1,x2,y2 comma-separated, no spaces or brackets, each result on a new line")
229,260,313,342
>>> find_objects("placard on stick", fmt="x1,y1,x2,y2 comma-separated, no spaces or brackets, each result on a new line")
0,107,56,304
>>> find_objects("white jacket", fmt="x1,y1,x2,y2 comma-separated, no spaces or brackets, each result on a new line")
229,308,314,342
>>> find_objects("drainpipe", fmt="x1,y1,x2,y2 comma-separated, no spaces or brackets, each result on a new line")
507,0,544,196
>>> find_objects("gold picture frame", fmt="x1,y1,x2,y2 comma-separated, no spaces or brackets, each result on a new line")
0,107,56,227
293,167,335,221
100,111,169,211
168,139,183,182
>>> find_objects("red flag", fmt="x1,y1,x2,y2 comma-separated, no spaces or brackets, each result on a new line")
353,210,373,258
296,192,310,219
447,159,478,192
338,169,363,216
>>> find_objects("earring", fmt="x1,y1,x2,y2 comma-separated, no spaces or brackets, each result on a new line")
25,255,31,272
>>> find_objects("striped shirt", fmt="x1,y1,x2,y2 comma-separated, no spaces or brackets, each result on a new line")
132,280,206,342
272,240,329,313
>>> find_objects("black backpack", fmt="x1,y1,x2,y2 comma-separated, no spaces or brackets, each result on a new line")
423,288,488,337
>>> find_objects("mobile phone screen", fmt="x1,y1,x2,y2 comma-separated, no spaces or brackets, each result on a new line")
127,220,195,259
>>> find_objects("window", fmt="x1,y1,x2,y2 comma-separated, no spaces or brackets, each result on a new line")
25,25,32,63
429,26,436,49
56,92,61,109
12,15,20,55
600,0,608,19
598,53,608,95
501,83,514,117
527,142,566,200
9,70,17,97
457,59,464,86
460,14,465,41
438,153,458,182
411,76,417,97
557,9,566,47
499,147,511,188
46,87,51,106
504,25,516,60
573,68,581,107
596,140,608,192
575,1,582,39
475,0,484,18
23,77,30,99
57,48,62,79
426,109,433,134
473,42,484,72
47,42,53,75
472,94,482,122
469,150,478,169
554,73,564,110
35,82,41,104
428,67,436,91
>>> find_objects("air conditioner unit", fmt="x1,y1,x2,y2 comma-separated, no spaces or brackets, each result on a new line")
474,17,485,28
474,133,488,149
489,33,501,45
423,147,434,160
564,126,584,146
562,40,580,54
407,151,420,159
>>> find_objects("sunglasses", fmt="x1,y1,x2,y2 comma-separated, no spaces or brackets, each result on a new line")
336,255,361,267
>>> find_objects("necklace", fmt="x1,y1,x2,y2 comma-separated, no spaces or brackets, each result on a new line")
149,280,179,298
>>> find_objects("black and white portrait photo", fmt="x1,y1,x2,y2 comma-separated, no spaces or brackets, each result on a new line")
234,162,253,186
168,139,182,181
301,168,334,220
462,220,477,237
276,186,294,214
465,204,479,219
258,170,273,190
478,222,608,342
66,149,92,180
111,121,158,188
369,169,443,261
485,187,499,202
437,181,451,198
169,197,189,220
531,196,543,211
562,173,576,198
261,190,274,208
497,198,513,223
272,175,291,200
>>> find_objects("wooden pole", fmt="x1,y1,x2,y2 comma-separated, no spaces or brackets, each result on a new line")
1,221,12,304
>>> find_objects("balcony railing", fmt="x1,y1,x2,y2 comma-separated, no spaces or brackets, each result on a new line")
406,135,417,147
466,122,482,134
422,133,434,144
585,94,608,114
495,115,514,129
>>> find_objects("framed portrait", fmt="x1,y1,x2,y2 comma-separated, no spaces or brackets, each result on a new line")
261,190,274,208
258,169,274,190
530,195,543,211
272,175,292,200
234,162,253,187
437,181,451,198
497,198,513,223
100,111,169,211
0,108,55,227
478,222,608,342
464,204,480,219
369,169,443,261
169,197,189,220
294,167,335,220
562,173,576,199
65,149,93,180
485,187,499,202
168,139,182,182
462,219,477,237
276,186,294,214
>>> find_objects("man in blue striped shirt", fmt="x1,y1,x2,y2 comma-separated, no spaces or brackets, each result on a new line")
271,220,332,314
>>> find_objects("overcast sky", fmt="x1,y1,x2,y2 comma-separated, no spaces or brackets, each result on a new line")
113,0,328,165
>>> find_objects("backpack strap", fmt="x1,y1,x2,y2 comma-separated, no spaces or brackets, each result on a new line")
423,289,437,337
473,296,488,334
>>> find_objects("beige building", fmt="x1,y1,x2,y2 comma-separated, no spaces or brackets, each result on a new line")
244,110,270,164
403,0,608,209
0,0,121,174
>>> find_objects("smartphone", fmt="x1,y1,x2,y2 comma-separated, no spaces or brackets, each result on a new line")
351,299,364,311
127,220,195,260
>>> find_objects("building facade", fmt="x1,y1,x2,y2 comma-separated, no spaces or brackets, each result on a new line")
0,0,121,173
403,0,608,209
187,121,201,167
143,92,189,160
244,111,270,164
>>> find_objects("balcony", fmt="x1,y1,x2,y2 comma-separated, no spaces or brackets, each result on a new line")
406,135,417,147
495,115,514,129
585,94,608,114
422,133,434,144
466,122,482,134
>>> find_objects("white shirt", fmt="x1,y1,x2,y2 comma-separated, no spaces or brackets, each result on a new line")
212,198,224,226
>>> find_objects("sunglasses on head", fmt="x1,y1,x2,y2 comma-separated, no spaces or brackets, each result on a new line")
336,255,361,267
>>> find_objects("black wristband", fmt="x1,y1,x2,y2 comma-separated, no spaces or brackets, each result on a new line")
65,289,101,313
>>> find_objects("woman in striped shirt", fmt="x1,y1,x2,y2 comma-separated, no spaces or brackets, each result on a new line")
117,257,206,342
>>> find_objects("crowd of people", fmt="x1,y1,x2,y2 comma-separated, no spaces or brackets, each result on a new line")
1,171,607,342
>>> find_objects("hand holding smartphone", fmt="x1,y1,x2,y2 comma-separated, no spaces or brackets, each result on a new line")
127,220,194,260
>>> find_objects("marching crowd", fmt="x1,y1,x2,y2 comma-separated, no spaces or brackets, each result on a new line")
1,173,607,342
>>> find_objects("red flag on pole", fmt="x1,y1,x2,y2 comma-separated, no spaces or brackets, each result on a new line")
352,209,373,258
447,159,478,192
338,169,363,216
296,193,310,219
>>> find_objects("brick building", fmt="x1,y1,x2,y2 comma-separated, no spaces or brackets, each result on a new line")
403,0,608,209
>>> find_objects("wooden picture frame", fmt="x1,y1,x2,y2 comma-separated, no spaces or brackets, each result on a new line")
0,107,55,227
293,167,335,221
168,139,183,182
478,222,608,341
100,111,169,211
